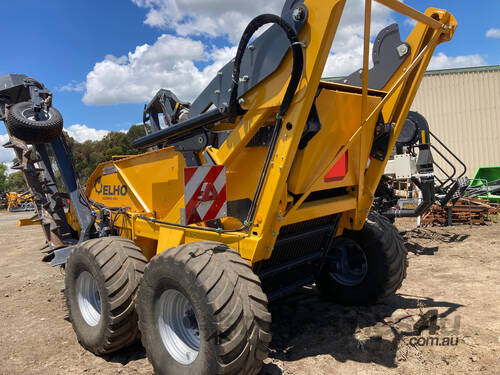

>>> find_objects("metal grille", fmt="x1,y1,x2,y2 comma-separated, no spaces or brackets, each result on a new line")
259,214,338,270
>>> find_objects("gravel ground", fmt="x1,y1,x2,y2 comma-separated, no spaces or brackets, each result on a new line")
0,212,498,374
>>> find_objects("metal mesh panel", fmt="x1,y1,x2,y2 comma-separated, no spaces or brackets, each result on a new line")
259,214,338,269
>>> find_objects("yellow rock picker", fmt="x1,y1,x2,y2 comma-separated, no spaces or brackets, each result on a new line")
0,1,457,374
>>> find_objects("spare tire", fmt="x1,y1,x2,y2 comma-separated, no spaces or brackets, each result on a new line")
6,101,63,144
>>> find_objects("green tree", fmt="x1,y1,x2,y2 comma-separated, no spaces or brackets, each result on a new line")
126,124,147,142
0,124,148,193
0,163,7,192
5,171,27,192
63,123,147,186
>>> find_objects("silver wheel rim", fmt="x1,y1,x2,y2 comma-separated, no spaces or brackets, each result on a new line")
156,289,200,365
22,107,52,121
76,271,102,327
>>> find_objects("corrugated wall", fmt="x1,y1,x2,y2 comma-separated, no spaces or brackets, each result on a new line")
411,69,500,179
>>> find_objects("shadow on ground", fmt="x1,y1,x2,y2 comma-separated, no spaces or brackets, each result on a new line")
261,287,462,374
58,259,462,374
60,289,148,365
401,228,469,256
104,342,147,365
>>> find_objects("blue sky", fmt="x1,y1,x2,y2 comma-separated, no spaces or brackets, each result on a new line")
0,0,499,157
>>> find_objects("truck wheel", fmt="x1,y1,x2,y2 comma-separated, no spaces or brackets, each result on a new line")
65,237,147,354
6,101,63,144
137,241,272,375
317,212,407,305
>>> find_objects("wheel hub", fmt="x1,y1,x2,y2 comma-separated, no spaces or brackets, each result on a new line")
156,289,200,365
22,107,52,121
75,271,102,327
183,309,198,330
327,238,368,286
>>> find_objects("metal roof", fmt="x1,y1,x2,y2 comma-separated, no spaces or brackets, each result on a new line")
424,65,500,76
322,65,500,82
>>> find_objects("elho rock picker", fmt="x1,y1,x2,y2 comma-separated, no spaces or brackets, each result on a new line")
1,1,457,374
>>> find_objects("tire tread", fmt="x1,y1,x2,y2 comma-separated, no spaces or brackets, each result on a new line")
317,212,408,305
65,237,147,354
137,241,271,375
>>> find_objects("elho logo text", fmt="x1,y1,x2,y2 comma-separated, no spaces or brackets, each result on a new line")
94,178,128,196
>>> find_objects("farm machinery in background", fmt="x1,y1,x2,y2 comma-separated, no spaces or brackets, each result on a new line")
0,192,7,209
371,110,469,222
1,1,458,374
5,191,35,212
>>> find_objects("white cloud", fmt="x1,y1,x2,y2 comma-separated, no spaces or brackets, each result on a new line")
0,133,14,161
0,134,15,173
66,124,110,142
57,80,86,92
486,28,500,39
132,0,393,78
321,0,394,77
83,34,236,105
405,18,417,27
85,1,489,105
131,0,281,43
428,53,487,70
83,0,396,105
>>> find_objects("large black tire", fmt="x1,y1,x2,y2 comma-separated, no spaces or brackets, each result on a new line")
137,241,272,375
317,212,408,305
65,237,147,354
6,101,63,144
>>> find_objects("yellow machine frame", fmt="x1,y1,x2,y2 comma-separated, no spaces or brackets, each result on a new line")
6,191,34,211
80,0,457,265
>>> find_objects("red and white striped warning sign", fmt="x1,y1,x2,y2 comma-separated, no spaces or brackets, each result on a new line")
184,166,227,225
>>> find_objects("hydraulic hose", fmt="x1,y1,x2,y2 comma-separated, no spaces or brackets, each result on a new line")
228,14,304,119
136,14,305,234
229,14,304,228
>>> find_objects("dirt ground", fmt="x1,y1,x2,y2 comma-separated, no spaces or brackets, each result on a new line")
0,212,498,375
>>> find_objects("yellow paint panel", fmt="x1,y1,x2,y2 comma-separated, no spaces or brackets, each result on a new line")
284,195,357,226
288,89,381,194
87,147,186,220
157,226,185,254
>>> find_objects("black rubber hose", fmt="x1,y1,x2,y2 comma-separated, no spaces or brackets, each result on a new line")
228,14,304,119
133,14,305,233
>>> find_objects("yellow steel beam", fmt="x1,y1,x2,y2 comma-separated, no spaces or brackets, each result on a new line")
18,217,41,226
207,108,272,166
361,0,371,124
283,195,357,226
366,32,441,126
239,0,348,263
375,0,443,30
350,9,456,229
359,0,372,206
